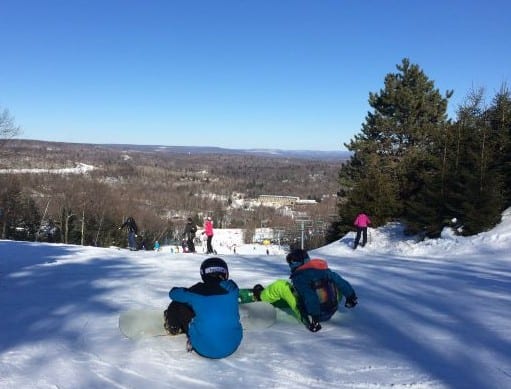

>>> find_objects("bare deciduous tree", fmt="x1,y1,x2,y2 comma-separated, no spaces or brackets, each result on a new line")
0,108,21,147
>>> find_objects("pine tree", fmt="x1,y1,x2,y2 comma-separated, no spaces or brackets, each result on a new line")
445,88,504,235
337,58,452,236
0,177,41,240
487,85,511,207
401,149,446,237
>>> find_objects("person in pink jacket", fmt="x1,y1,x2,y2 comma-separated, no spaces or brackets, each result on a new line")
203,216,215,254
353,212,371,249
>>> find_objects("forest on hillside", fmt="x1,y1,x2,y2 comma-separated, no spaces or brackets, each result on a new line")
0,139,345,248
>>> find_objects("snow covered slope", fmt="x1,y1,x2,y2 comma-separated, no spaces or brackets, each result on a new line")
0,209,510,388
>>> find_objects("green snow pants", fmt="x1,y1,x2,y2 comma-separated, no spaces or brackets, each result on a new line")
259,279,301,319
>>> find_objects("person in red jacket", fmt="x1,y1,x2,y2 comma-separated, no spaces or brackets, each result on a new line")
353,212,371,249
203,216,215,254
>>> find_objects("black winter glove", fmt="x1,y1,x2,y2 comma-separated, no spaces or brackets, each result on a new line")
252,284,264,301
345,292,358,308
307,316,322,332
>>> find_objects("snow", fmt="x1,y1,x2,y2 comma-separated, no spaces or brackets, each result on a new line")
0,163,95,175
1,210,511,388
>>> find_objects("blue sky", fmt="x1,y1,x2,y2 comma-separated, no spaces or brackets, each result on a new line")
1,1,510,151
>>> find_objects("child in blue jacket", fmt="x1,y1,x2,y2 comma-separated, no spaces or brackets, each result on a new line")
253,249,358,332
164,257,243,358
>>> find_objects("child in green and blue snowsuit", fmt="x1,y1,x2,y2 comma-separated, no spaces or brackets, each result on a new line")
253,249,358,332
165,257,243,358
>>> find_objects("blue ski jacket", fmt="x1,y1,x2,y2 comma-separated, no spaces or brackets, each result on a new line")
169,279,242,358
291,258,355,322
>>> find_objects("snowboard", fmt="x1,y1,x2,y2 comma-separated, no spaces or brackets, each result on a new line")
119,302,277,340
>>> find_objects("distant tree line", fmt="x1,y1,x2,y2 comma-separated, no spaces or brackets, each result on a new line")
330,58,511,241
0,173,174,248
0,138,340,248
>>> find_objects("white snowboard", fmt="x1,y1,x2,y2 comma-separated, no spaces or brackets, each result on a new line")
119,302,277,340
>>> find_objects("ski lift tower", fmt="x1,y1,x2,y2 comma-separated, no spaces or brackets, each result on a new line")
274,228,286,249
295,217,312,250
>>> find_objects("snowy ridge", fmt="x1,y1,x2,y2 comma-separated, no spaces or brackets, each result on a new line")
0,162,95,175
316,208,511,259
0,209,510,388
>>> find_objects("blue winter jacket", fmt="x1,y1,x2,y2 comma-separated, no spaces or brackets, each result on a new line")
291,258,355,322
169,279,243,358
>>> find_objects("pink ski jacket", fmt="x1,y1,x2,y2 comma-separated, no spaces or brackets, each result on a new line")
354,213,371,228
204,220,214,236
